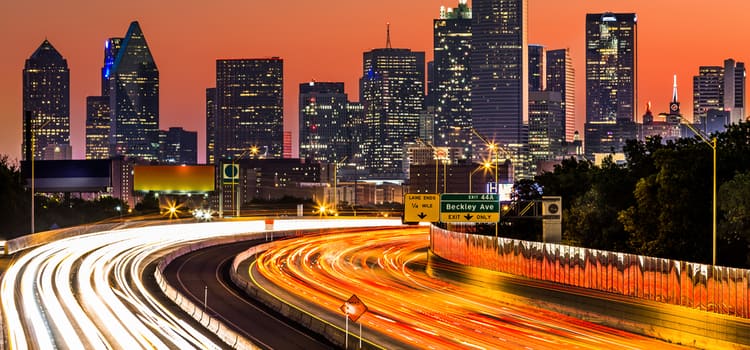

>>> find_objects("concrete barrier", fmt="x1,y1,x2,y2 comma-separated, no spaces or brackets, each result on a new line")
430,225,750,348
230,242,386,350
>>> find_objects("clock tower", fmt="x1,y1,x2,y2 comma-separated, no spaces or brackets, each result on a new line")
667,74,681,124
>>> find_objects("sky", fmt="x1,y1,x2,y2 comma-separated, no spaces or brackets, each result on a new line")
1,0,748,163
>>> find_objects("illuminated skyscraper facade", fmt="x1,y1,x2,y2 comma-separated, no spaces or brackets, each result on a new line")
433,0,472,156
22,39,70,161
161,127,197,164
206,87,216,164
585,13,637,158
85,96,110,159
214,58,283,161
471,0,528,146
471,0,530,179
528,91,564,162
109,21,160,160
299,82,350,163
360,44,425,179
86,38,121,160
585,13,637,123
528,44,545,92
546,48,576,142
693,59,746,125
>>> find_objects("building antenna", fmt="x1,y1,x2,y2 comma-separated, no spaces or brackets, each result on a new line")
672,74,678,102
386,22,392,49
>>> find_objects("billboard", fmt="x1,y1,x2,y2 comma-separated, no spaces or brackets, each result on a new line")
22,159,111,192
133,165,214,193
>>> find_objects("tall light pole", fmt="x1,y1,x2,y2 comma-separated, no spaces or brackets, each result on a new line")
232,146,260,217
30,119,51,234
680,119,718,265
471,128,511,238
333,156,347,214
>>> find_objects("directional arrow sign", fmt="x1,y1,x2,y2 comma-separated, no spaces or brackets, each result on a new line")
440,193,500,223
404,194,440,223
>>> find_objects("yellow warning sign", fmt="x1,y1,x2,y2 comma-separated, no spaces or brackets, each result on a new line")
403,193,440,222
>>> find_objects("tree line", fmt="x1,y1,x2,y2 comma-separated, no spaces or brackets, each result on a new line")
535,122,750,267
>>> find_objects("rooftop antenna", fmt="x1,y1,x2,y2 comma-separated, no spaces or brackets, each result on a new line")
672,74,678,102
386,22,392,49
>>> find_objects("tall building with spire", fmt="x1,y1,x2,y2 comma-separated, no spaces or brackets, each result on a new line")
360,25,425,179
86,38,122,160
23,39,70,161
546,48,576,142
212,58,284,161
108,21,160,160
433,0,472,156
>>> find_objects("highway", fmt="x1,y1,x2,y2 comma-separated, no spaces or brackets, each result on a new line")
0,218,400,349
250,226,689,349
163,239,334,349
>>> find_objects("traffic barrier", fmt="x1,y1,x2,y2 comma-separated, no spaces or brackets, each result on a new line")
430,225,750,346
430,226,750,318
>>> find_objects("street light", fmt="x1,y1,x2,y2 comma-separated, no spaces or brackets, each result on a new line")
30,119,51,234
471,128,513,238
680,119,718,265
469,161,492,194
231,146,260,218
115,205,122,221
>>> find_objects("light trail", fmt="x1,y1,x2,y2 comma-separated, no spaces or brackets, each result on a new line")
253,226,689,349
1,219,399,349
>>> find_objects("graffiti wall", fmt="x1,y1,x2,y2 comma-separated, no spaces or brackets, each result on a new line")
430,226,750,318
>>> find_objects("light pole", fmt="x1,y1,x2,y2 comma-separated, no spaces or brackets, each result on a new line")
231,146,260,218
469,162,492,194
680,120,718,265
30,119,51,234
471,128,511,238
115,205,122,222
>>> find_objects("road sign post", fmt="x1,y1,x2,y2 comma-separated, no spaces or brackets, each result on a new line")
439,193,499,223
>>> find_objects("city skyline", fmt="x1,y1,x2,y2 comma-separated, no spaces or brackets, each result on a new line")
1,0,749,163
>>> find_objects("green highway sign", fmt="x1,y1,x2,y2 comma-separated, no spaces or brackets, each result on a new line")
440,193,499,223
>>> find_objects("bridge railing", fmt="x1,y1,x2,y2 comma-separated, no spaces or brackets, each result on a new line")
431,226,750,318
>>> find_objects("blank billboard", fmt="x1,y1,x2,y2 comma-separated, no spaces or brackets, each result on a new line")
133,165,214,193
22,159,111,192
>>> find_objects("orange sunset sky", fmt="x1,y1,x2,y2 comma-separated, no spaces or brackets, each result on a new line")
1,0,747,163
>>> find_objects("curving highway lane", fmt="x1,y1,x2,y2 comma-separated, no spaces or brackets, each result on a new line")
1,219,400,349
251,226,689,349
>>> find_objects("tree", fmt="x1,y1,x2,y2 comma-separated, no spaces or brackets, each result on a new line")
0,155,29,238
718,171,750,266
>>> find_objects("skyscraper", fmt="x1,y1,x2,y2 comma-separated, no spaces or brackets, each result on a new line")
471,0,528,146
213,58,283,161
528,44,545,92
585,13,637,158
86,38,121,160
161,127,197,164
528,91,564,162
22,39,70,161
109,21,160,160
724,59,746,124
360,29,425,180
299,82,350,163
206,87,216,164
433,0,472,156
693,66,724,123
585,13,637,123
85,96,110,159
546,48,576,142
693,59,746,126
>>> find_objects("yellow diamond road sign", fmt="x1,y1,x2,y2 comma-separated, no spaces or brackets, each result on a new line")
404,193,440,222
